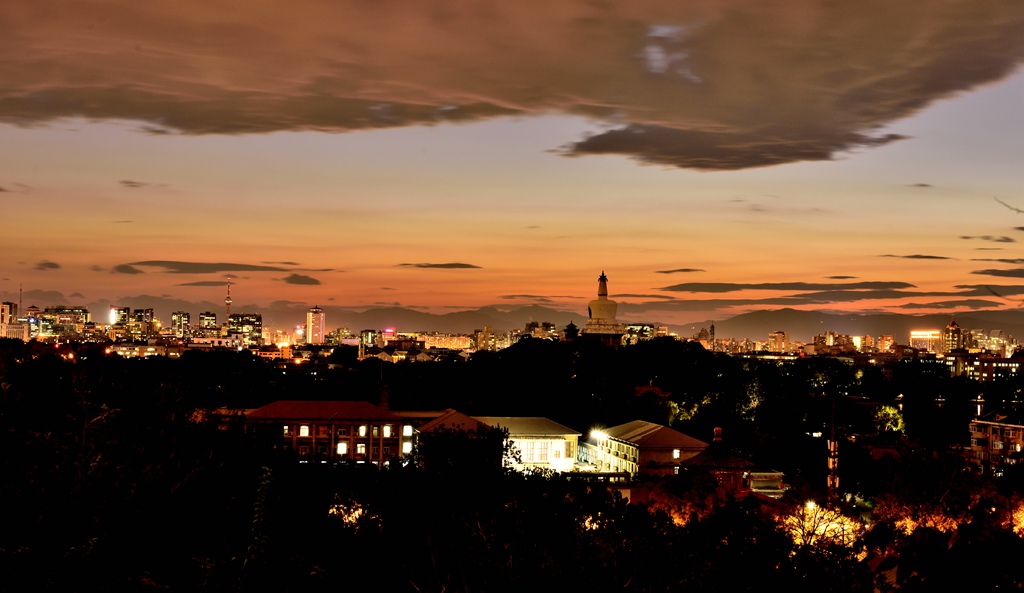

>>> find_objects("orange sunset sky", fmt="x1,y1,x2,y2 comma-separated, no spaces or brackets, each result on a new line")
1,0,1023,330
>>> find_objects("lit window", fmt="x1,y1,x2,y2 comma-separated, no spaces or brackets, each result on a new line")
337,442,348,455
300,425,310,437
403,425,413,437
372,426,379,437
402,442,412,454
383,425,392,438
357,444,366,455
673,449,680,459
283,425,290,435
538,441,549,461
359,425,367,437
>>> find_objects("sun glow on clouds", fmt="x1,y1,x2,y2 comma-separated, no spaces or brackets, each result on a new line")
0,1,1021,326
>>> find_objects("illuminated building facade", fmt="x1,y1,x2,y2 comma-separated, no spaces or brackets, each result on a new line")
579,420,708,477
109,305,130,326
306,306,325,345
0,301,29,341
943,319,965,353
768,330,789,353
909,330,942,352
421,333,475,350
171,311,191,338
246,400,415,465
474,416,581,473
39,306,91,338
199,311,218,329
228,313,263,347
969,412,1024,473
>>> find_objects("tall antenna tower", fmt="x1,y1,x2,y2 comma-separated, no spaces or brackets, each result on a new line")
224,276,233,327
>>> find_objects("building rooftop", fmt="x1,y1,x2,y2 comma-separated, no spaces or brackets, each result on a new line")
473,416,582,437
603,420,708,449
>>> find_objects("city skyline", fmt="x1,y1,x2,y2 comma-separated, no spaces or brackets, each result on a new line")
2,1,1023,328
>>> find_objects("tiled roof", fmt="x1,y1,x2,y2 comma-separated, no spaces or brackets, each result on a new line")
246,400,400,421
473,416,582,437
418,409,491,433
604,420,707,449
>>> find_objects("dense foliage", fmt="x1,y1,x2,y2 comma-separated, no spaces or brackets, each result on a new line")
3,337,1024,590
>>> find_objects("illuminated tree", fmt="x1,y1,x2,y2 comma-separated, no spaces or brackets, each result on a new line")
780,501,864,548
874,405,905,433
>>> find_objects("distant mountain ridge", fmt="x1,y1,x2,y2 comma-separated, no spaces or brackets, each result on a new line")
299,306,1024,343
52,294,1024,342
693,308,1024,344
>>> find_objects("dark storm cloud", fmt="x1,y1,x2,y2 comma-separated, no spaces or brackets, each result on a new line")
119,180,149,188
34,260,60,271
70,292,84,298
655,268,705,274
281,274,321,285
960,235,1016,243
398,263,481,269
896,300,1002,310
879,254,953,260
657,281,915,293
3,1,1022,171
827,276,858,279
112,264,144,274
561,125,905,170
972,269,1024,279
262,261,300,265
128,260,290,273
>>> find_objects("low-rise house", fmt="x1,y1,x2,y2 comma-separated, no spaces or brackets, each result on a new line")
474,416,581,473
416,410,581,473
246,400,416,465
579,420,708,477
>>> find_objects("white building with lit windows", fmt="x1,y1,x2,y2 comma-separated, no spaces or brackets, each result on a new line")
579,420,708,477
474,416,581,473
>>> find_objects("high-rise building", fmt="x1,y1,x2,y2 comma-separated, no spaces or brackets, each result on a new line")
943,319,964,353
228,313,263,347
132,308,155,323
0,302,16,325
199,312,218,328
171,311,191,338
109,306,130,325
768,330,789,353
306,306,325,345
